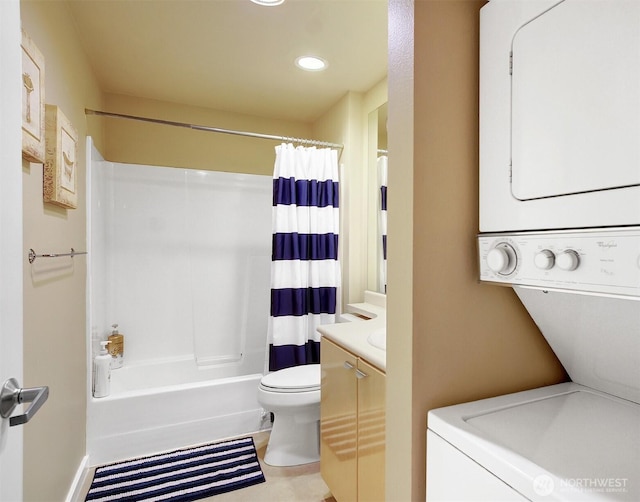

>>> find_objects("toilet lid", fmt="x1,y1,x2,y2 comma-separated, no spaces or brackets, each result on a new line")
261,364,321,392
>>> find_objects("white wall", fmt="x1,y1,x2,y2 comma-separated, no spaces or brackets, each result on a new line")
0,1,24,499
89,148,272,378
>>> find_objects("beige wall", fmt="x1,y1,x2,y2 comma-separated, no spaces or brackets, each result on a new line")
20,1,104,500
386,1,567,500
312,81,388,307
386,1,415,498
98,93,314,175
314,91,366,306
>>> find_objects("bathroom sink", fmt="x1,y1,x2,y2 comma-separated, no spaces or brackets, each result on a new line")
367,328,386,351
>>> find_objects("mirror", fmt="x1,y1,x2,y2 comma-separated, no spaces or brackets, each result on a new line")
367,102,388,293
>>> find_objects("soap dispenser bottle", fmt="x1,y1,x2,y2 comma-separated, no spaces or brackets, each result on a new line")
108,323,124,369
93,340,111,398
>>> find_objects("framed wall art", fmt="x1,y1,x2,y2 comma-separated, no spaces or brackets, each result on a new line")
21,29,45,163
44,105,78,209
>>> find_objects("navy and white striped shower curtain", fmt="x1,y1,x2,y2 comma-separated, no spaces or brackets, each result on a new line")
268,143,341,372
378,155,388,293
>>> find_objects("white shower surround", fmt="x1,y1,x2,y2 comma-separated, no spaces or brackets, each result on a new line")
86,138,272,464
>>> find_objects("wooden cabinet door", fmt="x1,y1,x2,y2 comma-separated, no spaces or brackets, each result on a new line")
321,338,358,502
356,359,386,502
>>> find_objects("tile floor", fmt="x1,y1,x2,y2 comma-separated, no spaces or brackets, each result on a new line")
76,431,336,502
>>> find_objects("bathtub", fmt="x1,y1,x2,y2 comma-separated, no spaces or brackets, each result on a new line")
86,357,268,466
86,141,272,466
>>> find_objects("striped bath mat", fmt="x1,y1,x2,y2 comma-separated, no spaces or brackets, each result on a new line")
85,437,265,501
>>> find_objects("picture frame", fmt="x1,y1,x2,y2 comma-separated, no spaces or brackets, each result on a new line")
21,29,45,163
44,105,78,209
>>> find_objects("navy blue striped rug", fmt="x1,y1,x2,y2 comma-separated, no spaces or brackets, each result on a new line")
85,437,265,501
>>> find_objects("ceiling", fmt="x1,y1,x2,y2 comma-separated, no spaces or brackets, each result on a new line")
66,0,388,123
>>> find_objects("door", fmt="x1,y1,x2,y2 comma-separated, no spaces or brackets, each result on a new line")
356,359,385,502
511,0,640,201
320,338,358,502
0,1,25,500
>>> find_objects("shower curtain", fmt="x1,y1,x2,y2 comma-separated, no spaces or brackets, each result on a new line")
268,143,341,371
378,155,388,293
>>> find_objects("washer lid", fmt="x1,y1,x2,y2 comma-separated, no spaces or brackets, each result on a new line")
261,364,321,391
428,383,640,501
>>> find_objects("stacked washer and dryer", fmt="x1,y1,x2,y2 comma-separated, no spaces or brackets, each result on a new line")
426,1,640,501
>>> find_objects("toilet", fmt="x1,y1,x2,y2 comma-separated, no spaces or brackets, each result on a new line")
257,364,321,467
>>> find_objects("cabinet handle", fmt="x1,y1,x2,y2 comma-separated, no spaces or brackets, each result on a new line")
343,361,355,370
355,369,368,379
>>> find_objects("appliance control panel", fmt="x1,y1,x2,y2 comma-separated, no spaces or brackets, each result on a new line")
478,227,640,297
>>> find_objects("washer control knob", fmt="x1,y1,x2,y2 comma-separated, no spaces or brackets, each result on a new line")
486,243,517,275
534,249,555,270
556,250,580,271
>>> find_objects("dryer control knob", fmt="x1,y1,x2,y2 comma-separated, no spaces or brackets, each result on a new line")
556,250,580,271
486,244,517,275
534,249,555,270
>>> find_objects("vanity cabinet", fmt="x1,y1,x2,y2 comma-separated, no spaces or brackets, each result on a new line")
320,337,386,502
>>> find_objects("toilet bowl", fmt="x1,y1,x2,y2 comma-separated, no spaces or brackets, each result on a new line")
257,364,321,467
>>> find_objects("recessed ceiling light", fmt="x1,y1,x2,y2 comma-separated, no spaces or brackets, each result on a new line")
295,56,328,72
250,0,285,6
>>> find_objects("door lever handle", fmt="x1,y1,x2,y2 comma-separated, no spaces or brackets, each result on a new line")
0,378,49,427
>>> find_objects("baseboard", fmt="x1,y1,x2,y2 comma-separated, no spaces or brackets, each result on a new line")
65,455,90,502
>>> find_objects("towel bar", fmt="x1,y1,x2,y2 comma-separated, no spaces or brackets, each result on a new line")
28,248,88,264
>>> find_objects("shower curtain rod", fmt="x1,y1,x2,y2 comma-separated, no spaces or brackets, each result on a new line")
85,109,344,152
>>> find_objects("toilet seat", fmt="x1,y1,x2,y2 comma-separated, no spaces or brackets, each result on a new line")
260,364,321,393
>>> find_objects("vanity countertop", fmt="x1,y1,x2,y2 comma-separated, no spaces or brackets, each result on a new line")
318,296,386,372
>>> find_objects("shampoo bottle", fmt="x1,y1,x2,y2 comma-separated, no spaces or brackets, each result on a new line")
93,340,111,398
108,323,124,369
